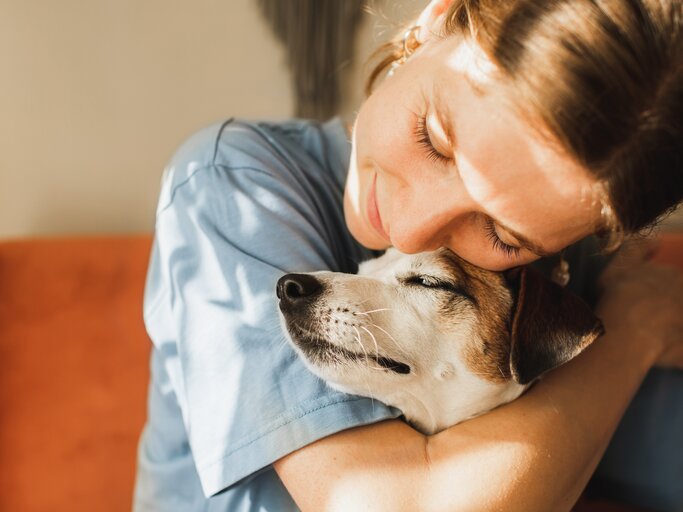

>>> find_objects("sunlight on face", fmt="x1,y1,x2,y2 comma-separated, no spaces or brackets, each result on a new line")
344,35,602,271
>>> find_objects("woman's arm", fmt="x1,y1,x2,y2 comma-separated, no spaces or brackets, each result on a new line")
275,256,683,512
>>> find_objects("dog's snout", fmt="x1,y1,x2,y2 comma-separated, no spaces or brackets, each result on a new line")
277,274,323,306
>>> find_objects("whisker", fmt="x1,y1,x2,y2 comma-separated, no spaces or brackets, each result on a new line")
361,326,380,358
353,326,394,372
356,308,392,316
351,325,371,366
497,365,506,379
348,327,379,406
366,322,412,362
273,335,291,359
357,364,377,412
264,320,291,358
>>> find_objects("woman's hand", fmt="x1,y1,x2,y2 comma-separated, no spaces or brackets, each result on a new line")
597,240,683,370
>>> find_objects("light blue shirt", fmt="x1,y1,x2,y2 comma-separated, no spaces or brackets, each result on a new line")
134,118,401,511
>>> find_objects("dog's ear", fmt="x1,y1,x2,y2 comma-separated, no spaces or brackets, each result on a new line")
507,267,604,385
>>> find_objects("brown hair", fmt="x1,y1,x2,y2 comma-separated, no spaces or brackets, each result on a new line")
367,0,683,244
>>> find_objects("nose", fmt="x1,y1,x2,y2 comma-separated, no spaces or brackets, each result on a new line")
276,273,323,310
389,189,470,254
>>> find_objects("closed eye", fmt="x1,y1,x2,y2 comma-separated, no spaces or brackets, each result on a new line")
404,274,446,289
415,114,450,164
484,217,522,259
403,275,475,303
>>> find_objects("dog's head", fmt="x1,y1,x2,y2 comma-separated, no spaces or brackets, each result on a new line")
277,248,603,434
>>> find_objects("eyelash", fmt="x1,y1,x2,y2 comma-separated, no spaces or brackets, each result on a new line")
404,275,473,301
484,218,522,258
414,114,450,164
405,274,451,290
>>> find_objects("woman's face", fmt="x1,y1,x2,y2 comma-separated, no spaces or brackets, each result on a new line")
344,36,602,271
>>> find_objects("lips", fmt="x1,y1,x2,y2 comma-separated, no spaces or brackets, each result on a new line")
367,172,391,243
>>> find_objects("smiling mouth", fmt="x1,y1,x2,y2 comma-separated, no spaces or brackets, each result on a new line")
289,326,411,375
367,172,391,243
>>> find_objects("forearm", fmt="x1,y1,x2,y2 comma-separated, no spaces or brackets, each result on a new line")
276,323,659,512
424,323,659,512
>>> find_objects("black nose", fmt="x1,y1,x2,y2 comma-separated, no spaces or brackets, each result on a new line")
277,274,323,306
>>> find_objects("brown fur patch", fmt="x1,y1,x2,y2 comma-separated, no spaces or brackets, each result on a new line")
437,249,514,383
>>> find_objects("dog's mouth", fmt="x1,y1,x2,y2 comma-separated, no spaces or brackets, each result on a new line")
288,325,411,375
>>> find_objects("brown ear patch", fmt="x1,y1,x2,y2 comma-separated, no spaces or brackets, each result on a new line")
509,267,604,385
440,251,515,383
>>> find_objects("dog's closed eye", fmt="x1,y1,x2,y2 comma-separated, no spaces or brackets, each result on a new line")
402,274,475,303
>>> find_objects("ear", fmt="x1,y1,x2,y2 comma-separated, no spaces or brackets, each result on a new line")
416,0,456,42
508,267,604,385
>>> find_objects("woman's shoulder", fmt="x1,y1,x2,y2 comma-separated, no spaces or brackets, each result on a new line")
160,118,350,201
151,117,365,273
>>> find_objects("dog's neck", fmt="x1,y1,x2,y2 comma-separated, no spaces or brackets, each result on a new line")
383,388,444,434
376,378,528,435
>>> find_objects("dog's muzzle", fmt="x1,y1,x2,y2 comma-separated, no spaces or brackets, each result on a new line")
277,272,412,375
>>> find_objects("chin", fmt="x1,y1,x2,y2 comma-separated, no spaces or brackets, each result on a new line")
349,220,390,251
351,227,389,251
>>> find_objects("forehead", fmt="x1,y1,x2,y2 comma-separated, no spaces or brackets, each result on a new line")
360,248,468,280
408,249,468,278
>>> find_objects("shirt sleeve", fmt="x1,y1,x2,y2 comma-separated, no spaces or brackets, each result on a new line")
143,120,400,497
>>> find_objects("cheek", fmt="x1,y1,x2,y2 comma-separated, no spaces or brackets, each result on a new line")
355,82,422,175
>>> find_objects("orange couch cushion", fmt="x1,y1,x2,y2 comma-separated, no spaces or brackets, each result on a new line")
0,236,152,511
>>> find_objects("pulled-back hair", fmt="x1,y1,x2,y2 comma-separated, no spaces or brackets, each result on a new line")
367,0,683,246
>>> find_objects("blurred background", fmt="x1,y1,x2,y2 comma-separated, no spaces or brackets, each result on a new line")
1,0,680,240
0,0,423,240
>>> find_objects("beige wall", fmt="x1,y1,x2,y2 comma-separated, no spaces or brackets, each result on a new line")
0,0,422,240
1,1,679,239
1,0,293,238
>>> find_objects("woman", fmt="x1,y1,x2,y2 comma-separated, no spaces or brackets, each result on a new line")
133,0,683,510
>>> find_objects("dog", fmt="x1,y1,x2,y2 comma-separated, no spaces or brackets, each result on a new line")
277,247,604,435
